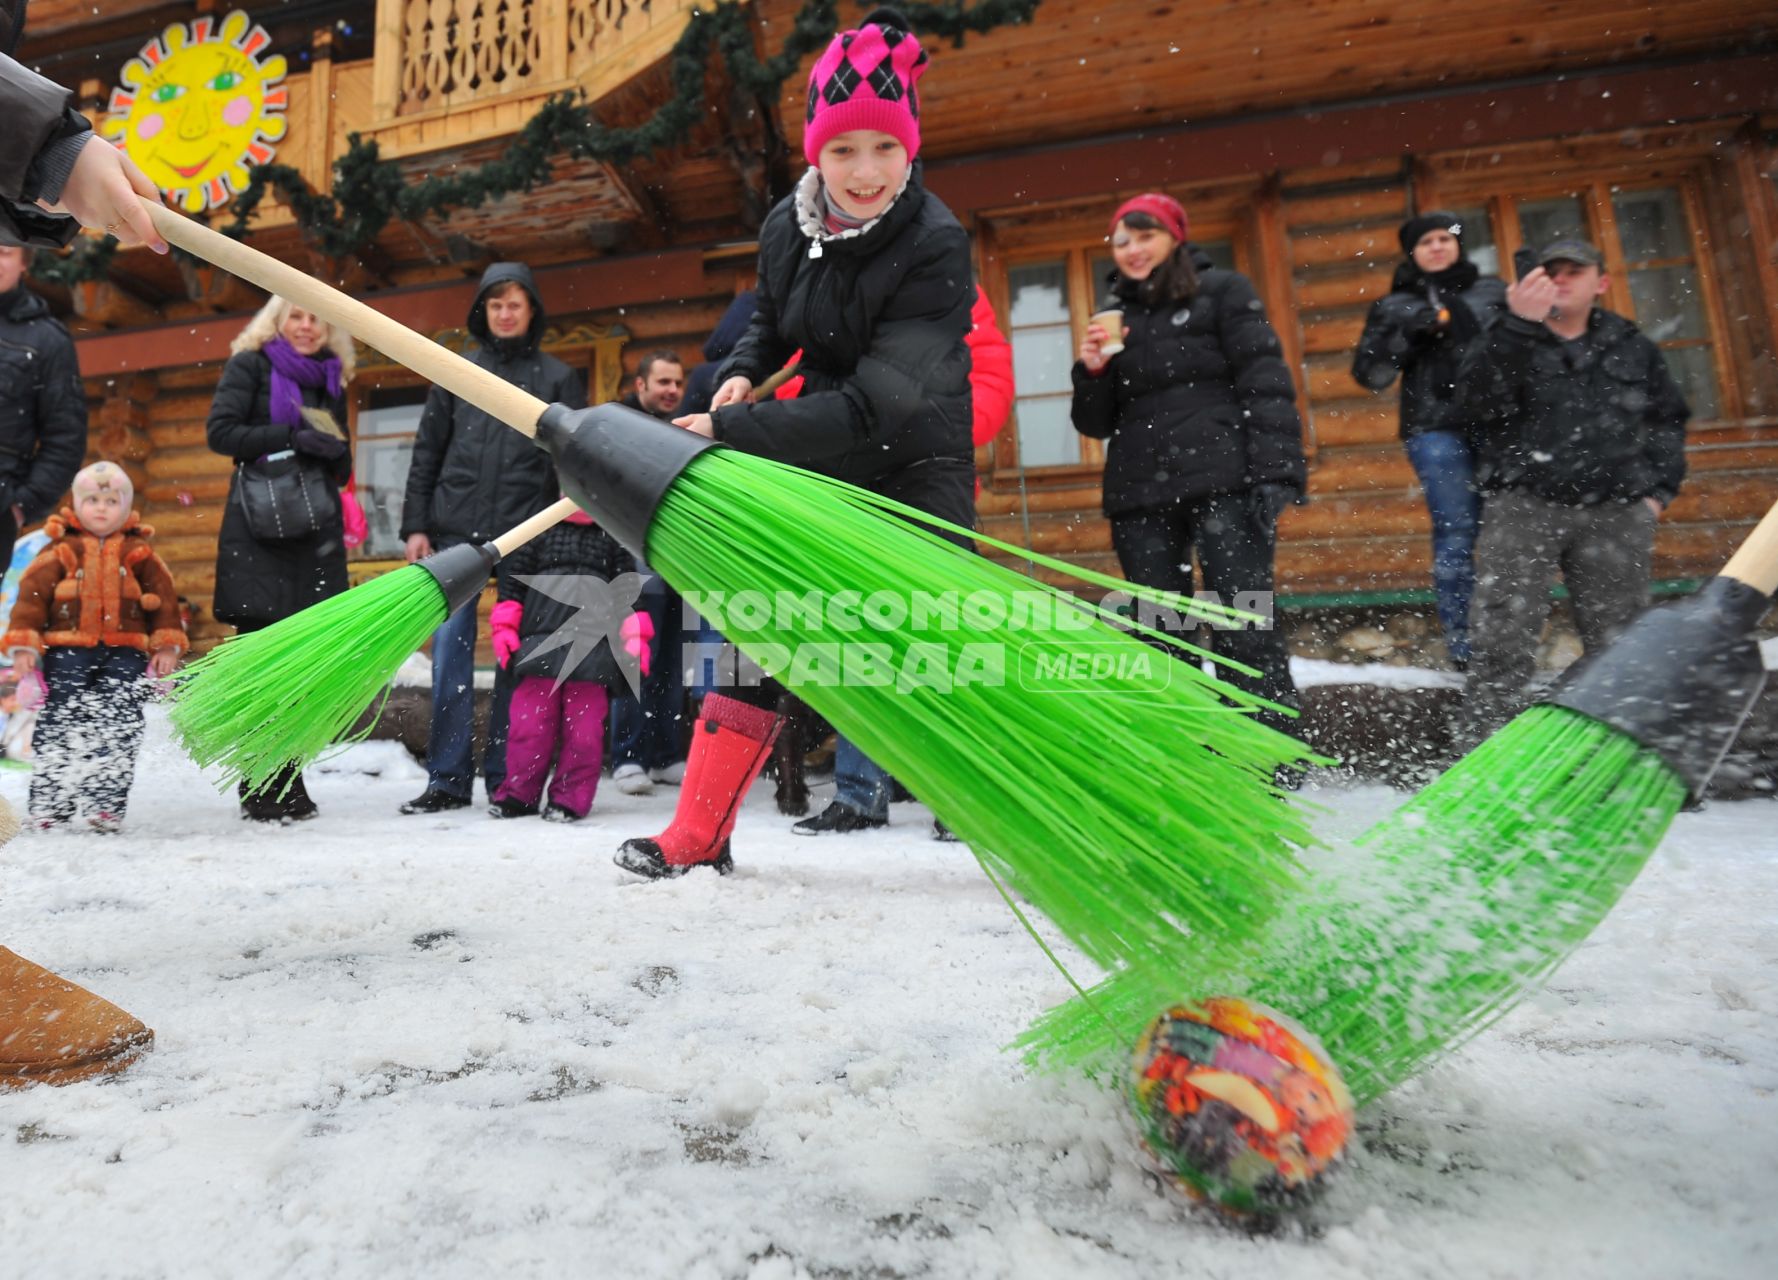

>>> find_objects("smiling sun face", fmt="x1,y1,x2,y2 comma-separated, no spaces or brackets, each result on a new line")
99,10,287,213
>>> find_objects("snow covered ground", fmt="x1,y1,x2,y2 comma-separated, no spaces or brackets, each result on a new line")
3,707,1775,1280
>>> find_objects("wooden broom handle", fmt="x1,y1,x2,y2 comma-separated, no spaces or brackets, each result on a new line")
1720,498,1778,597
142,201,549,438
491,496,581,558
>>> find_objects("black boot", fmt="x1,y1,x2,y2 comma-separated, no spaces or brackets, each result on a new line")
614,837,733,880
279,770,318,822
487,797,538,819
400,789,471,815
791,802,886,836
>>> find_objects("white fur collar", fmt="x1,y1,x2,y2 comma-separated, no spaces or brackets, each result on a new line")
792,166,913,258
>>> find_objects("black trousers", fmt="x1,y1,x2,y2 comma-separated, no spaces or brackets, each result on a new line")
1109,492,1299,733
231,621,316,817
30,645,151,822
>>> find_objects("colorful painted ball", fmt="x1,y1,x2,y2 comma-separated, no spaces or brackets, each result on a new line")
1130,996,1355,1216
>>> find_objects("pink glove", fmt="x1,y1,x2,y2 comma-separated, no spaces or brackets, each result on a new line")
17,669,46,711
490,599,523,669
340,484,369,549
621,610,654,677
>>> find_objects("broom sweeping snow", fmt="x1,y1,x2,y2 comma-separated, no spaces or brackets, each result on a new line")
1021,498,1778,1103
147,202,1325,971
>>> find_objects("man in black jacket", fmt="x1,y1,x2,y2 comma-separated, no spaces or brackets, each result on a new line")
398,262,585,813
0,240,85,562
1452,238,1689,748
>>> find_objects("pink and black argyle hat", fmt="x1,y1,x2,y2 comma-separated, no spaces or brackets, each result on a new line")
803,7,929,165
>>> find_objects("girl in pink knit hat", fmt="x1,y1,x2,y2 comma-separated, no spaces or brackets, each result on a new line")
616,7,978,879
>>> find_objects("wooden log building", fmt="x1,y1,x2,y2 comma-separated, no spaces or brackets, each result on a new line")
17,0,1778,658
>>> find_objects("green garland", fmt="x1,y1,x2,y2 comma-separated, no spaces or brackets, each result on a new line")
31,1,1040,283
220,0,1041,260
28,232,118,287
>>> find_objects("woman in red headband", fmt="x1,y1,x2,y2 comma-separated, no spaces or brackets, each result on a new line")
1071,192,1308,750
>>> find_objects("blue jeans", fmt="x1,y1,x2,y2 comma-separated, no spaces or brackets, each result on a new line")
427,596,512,799
833,735,890,820
1404,430,1481,664
609,581,685,772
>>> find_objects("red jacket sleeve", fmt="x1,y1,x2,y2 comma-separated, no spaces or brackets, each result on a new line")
966,287,1015,447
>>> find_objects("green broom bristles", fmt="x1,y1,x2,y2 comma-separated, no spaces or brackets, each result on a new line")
171,447,1326,967
647,450,1325,968
1017,704,1687,1104
168,565,449,794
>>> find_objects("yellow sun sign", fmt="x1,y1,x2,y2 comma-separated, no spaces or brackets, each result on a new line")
99,10,288,214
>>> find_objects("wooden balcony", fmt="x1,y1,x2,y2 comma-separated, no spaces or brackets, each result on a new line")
363,0,723,158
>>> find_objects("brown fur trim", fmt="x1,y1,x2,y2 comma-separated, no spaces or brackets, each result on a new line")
42,631,98,648
149,628,188,654
97,632,153,652
2,629,44,653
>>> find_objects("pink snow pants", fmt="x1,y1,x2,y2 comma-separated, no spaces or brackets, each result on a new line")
494,678,609,817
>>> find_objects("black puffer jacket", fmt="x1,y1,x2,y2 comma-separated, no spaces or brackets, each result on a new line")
711,165,973,490
1454,308,1690,507
496,518,638,685
206,349,352,626
0,47,89,249
1352,262,1508,439
400,262,583,545
0,284,86,525
1071,254,1306,516
683,290,757,416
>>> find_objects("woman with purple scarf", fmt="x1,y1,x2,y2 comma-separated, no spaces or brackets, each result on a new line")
207,295,355,821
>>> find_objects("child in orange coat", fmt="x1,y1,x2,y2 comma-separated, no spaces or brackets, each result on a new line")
3,462,186,831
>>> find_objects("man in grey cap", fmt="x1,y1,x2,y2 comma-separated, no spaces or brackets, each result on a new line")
1449,237,1690,748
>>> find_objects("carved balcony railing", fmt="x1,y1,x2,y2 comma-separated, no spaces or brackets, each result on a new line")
367,0,725,155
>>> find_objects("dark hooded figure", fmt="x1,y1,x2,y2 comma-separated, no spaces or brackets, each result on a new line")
397,261,586,815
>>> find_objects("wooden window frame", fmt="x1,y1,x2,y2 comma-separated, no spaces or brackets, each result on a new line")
977,180,1262,490
1421,140,1744,427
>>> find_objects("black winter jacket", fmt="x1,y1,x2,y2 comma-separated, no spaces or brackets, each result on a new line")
0,50,88,250
0,285,86,525
1071,254,1306,516
683,290,757,416
206,349,353,627
712,166,974,490
1352,264,1508,439
400,262,583,545
497,518,639,686
1454,308,1689,507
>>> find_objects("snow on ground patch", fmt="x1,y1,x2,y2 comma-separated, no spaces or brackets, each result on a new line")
2,708,1775,1278
1290,657,1464,690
